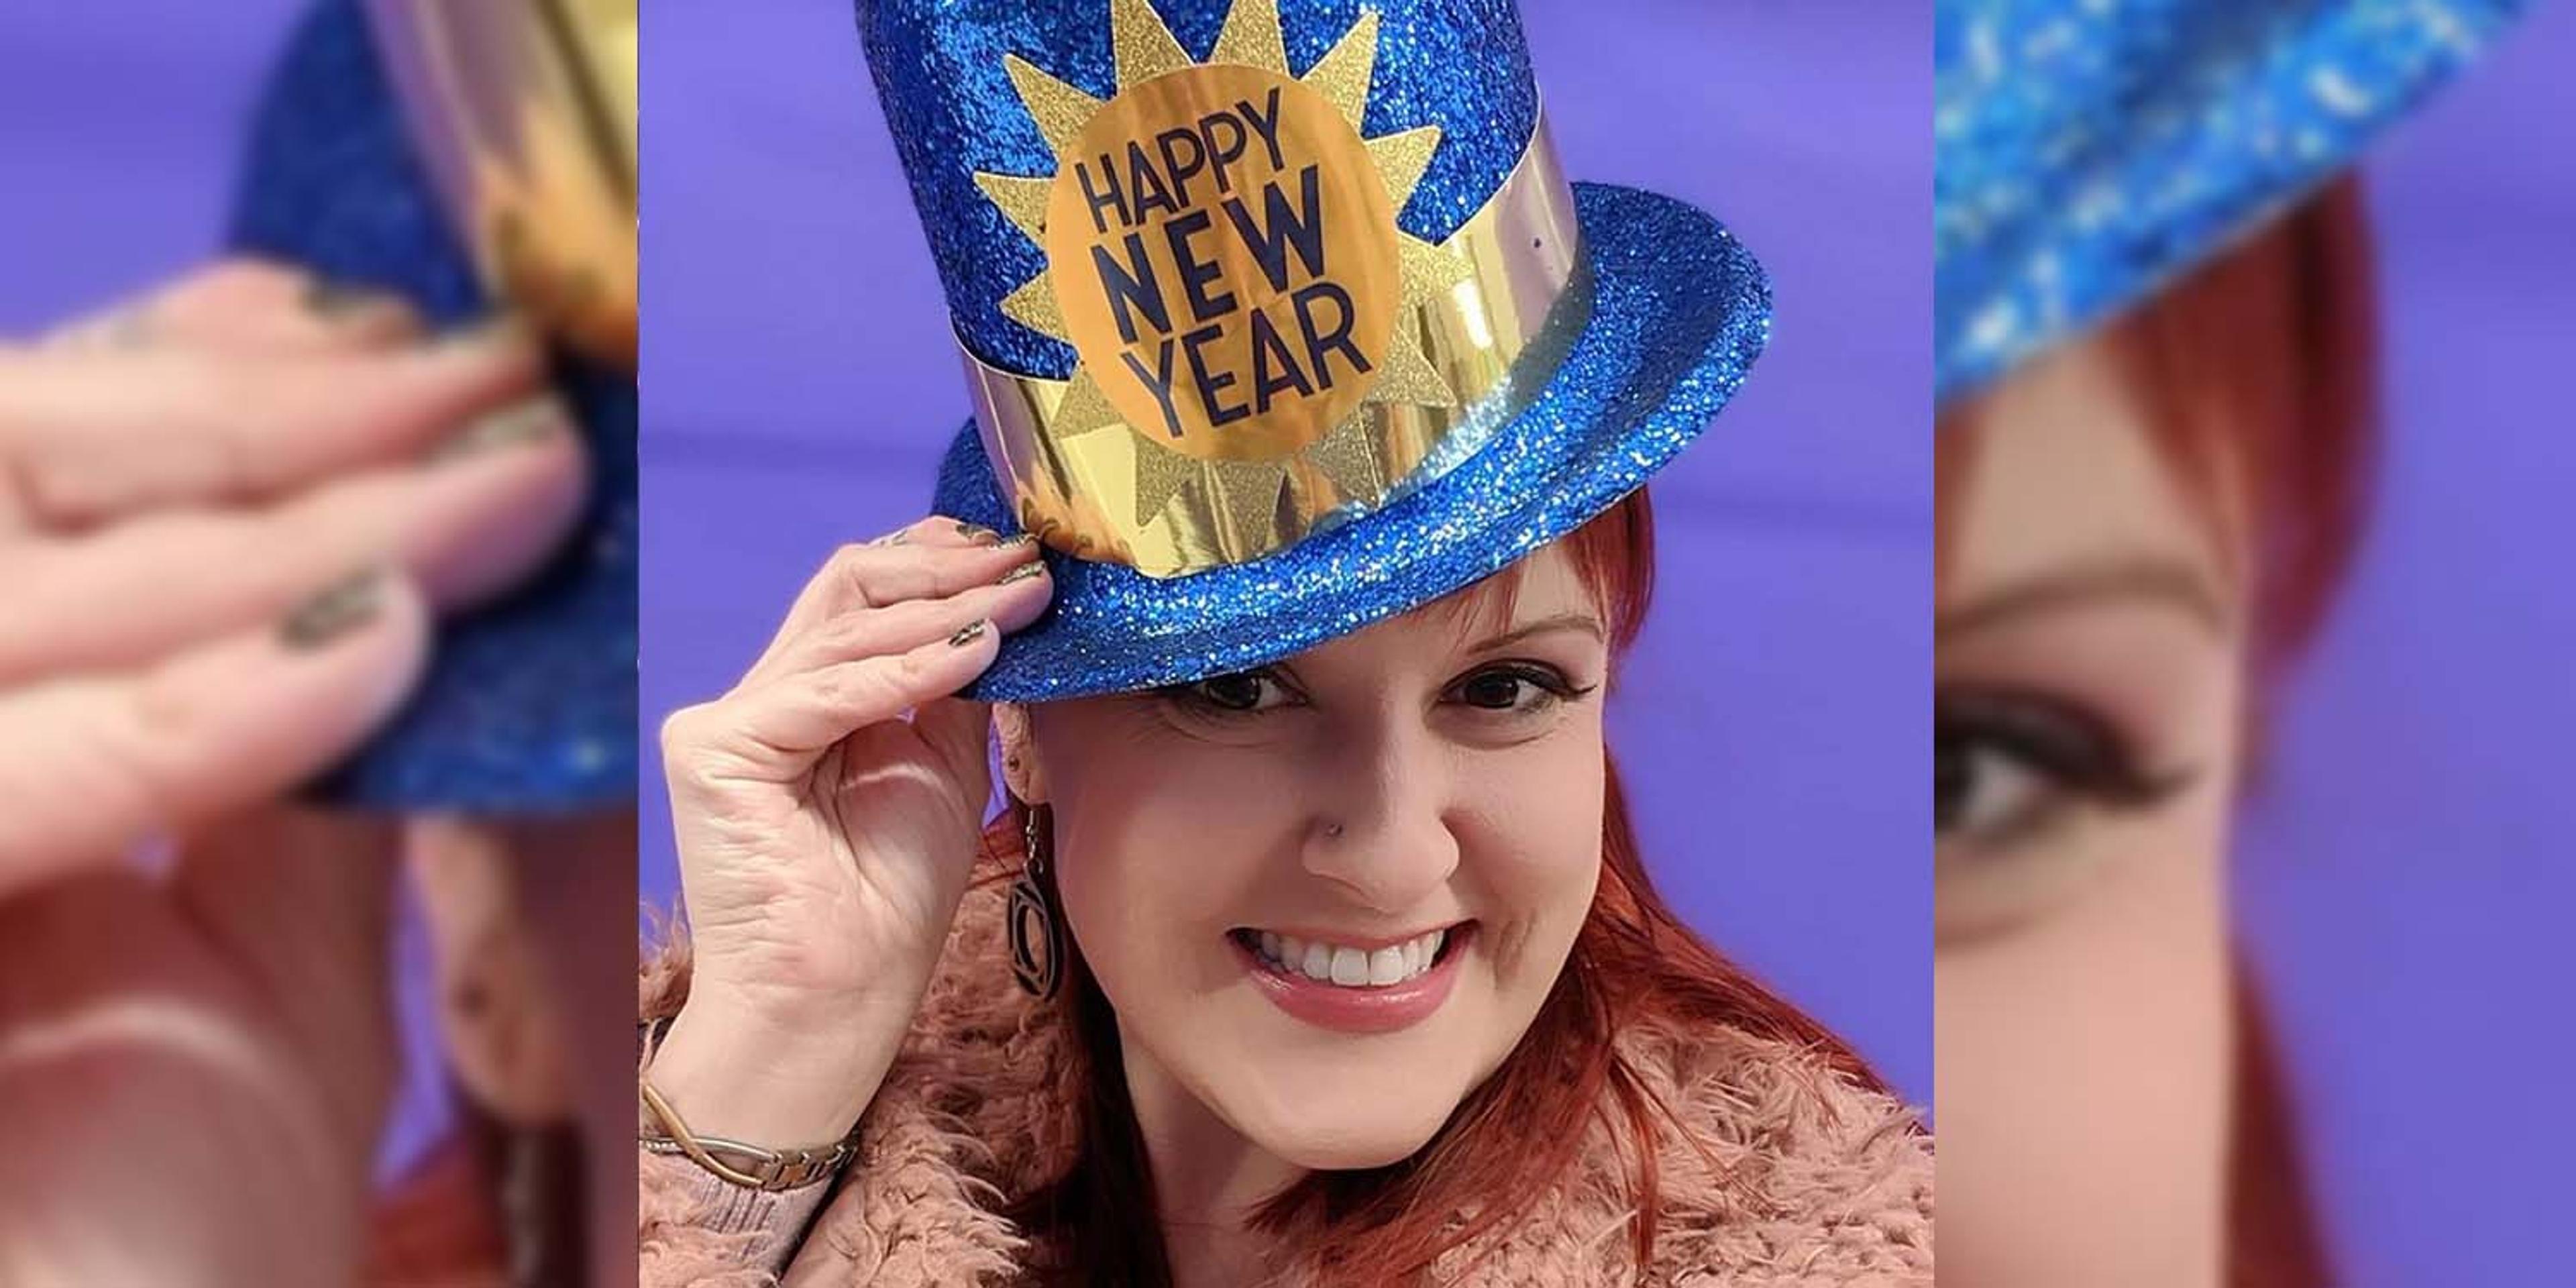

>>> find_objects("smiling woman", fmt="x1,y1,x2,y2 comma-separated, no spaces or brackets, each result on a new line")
635,0,1933,1283
642,488,1932,1287
979,490,1909,1281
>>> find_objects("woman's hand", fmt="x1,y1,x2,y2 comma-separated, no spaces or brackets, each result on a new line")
0,807,402,1287
651,519,1052,1147
0,259,588,890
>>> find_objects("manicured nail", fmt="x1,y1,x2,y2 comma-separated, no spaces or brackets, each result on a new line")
949,619,990,648
433,313,532,351
303,277,406,321
955,521,1003,546
427,394,570,464
998,532,1040,549
995,561,1047,586
280,568,387,650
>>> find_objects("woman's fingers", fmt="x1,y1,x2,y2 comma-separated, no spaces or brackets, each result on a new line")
749,552,1053,688
0,395,585,686
0,318,542,531
911,695,1000,805
0,571,431,896
712,615,1007,767
38,258,422,356
172,806,402,1156
744,524,1041,684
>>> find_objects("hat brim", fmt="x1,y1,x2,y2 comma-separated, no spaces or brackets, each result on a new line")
936,180,1769,703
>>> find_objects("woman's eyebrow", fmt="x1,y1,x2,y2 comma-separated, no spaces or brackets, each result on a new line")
1466,612,1607,653
1937,553,2233,642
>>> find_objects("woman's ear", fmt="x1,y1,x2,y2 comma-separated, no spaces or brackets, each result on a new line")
994,702,1049,805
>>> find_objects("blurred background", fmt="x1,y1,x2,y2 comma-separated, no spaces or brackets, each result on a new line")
2230,3,2576,1282
633,0,1933,1100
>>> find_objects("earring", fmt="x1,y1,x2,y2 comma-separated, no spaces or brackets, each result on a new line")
1007,805,1065,1000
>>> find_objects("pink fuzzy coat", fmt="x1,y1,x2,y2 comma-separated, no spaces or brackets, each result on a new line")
638,874,1933,1285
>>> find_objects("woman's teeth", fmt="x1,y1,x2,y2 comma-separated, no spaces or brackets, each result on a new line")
1252,928,1447,988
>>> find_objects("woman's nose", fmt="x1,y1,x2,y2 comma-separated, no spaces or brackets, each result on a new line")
1297,724,1460,912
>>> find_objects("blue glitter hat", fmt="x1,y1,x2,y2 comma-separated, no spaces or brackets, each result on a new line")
860,0,1771,702
1935,0,2524,405
227,0,637,810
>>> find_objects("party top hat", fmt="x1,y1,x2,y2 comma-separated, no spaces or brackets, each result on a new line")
856,0,1775,702
229,0,637,810
1935,0,2524,405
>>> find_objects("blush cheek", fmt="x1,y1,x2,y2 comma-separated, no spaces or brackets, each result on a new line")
1456,741,1605,1015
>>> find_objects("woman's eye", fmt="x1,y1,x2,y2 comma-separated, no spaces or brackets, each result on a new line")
1177,670,1287,714
1445,664,1586,714
1933,688,2190,849
1935,738,2052,843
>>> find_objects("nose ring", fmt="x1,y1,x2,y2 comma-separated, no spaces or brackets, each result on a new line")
1324,821,1346,839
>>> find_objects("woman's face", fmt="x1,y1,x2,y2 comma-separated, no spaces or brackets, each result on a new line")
1935,339,2249,1287
1014,545,1611,1179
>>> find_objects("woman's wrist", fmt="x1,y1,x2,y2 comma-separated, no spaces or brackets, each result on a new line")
645,990,900,1151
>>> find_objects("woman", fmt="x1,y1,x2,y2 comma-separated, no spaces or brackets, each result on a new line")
641,492,1931,1285
639,0,1931,1282
1932,1,2522,1283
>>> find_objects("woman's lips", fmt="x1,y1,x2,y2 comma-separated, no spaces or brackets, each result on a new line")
1230,924,1473,1035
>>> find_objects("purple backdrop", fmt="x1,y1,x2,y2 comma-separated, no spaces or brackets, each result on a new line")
2233,3,2576,1282
633,0,1933,1099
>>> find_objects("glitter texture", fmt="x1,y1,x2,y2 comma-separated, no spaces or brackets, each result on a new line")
1935,0,2524,404
229,0,637,809
938,182,1771,702
854,0,1542,379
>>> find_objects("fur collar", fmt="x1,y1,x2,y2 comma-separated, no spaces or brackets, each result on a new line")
641,872,1932,1285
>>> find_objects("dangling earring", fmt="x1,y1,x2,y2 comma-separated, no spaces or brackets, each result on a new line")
1008,804,1065,1000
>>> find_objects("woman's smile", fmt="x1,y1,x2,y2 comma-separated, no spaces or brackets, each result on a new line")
1227,921,1478,1034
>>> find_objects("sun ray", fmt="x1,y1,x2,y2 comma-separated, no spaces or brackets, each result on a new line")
1000,273,1071,341
1301,411,1385,498
1398,235,1474,309
1366,329,1458,407
1111,0,1195,87
1131,436,1199,526
1299,11,1380,128
1053,368,1125,438
1003,54,1104,159
973,172,1053,242
1367,126,1443,215
1210,458,1290,551
1210,0,1290,74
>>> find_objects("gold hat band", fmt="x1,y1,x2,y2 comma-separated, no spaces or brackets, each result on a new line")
366,0,639,369
961,115,1587,579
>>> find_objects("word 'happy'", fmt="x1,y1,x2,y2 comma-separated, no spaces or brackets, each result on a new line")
1067,86,1379,441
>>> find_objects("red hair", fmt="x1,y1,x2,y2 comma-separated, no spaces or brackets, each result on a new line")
988,486,1890,1284
1937,176,2380,1288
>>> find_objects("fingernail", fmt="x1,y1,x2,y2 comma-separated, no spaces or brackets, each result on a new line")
303,277,407,321
433,313,533,352
427,394,570,464
999,532,1040,549
280,568,387,650
955,522,1003,546
995,561,1047,586
949,619,990,648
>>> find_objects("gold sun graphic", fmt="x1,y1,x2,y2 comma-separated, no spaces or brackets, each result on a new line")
972,0,1472,564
